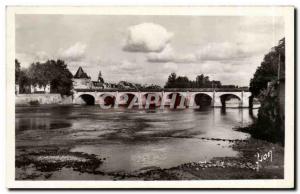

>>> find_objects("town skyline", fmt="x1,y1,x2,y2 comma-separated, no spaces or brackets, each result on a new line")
16,15,284,87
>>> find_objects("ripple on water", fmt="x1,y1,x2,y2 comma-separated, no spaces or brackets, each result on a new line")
70,138,238,173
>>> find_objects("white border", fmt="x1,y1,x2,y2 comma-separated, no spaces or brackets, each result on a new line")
6,6,295,189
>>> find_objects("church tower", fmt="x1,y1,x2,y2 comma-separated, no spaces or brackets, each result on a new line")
98,71,105,84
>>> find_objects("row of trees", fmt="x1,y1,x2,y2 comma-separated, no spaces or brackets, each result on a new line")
164,73,237,89
15,59,73,96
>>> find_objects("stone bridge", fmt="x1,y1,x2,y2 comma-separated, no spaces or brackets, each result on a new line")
73,88,252,108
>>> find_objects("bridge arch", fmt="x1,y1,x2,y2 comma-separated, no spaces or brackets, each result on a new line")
219,93,241,108
118,92,139,107
193,93,213,108
142,93,162,108
76,94,95,105
99,93,116,106
166,92,187,108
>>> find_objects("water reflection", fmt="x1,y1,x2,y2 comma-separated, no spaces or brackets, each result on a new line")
221,106,226,115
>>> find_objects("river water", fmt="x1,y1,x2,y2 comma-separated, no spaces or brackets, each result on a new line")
16,105,257,173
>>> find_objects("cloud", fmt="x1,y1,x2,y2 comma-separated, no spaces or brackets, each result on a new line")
34,51,50,62
147,44,174,62
108,60,141,72
16,42,88,68
239,17,284,34
147,42,254,64
118,60,141,71
59,42,87,61
147,44,197,63
196,42,249,61
16,51,52,68
163,62,178,72
123,23,173,52
16,53,34,68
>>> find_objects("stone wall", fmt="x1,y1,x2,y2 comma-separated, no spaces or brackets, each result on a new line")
16,94,62,105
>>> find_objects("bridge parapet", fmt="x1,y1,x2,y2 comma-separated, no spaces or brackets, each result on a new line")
74,87,249,93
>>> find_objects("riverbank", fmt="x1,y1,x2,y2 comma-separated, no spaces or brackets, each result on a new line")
129,138,284,180
15,94,72,105
16,137,283,180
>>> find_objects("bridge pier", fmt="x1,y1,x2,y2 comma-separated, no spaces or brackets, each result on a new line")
213,97,223,107
241,91,251,108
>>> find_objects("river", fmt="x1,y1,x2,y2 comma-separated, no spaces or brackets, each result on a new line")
16,105,258,174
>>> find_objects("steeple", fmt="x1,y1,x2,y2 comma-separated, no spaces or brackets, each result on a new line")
98,71,104,83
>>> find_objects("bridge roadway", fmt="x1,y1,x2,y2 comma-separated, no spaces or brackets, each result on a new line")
73,88,252,108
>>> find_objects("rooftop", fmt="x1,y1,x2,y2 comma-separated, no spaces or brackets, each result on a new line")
74,67,90,79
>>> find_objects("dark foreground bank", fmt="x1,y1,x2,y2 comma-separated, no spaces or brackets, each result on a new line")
16,137,283,180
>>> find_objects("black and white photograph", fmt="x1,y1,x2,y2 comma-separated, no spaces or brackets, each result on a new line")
6,6,295,189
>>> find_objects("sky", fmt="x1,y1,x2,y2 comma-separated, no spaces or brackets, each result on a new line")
15,15,284,87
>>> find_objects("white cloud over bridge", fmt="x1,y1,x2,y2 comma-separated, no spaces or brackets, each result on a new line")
123,23,173,53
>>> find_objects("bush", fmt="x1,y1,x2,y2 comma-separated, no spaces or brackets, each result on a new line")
251,81,284,144
29,100,40,106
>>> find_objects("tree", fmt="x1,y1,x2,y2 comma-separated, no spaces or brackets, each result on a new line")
27,59,73,96
145,84,162,89
15,59,31,93
164,72,225,88
164,73,191,88
164,73,177,88
249,43,283,97
195,74,204,87
247,38,285,144
19,69,31,93
48,60,73,96
15,59,21,83
27,62,50,89
175,76,190,88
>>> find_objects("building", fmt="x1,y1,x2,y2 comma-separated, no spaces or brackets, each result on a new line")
73,67,92,89
30,83,51,94
104,83,118,88
92,71,105,89
73,67,105,90
15,84,19,95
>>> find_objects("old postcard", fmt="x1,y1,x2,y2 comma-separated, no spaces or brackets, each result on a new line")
6,6,294,189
